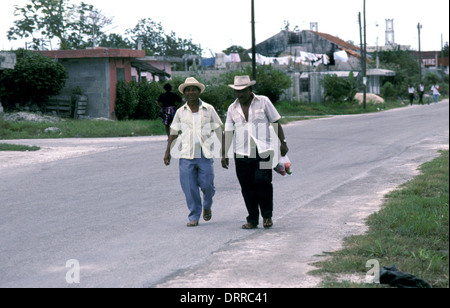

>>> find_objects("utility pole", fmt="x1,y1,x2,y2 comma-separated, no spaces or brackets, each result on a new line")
363,0,367,109
358,13,364,81
251,0,256,82
441,34,444,78
418,23,422,82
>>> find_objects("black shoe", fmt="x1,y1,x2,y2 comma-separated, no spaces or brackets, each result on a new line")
263,218,273,228
242,222,258,229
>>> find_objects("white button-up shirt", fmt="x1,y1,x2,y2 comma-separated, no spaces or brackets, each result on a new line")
225,94,281,157
170,100,223,159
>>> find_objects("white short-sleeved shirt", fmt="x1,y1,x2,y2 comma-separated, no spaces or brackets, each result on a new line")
431,85,440,95
170,100,223,159
225,94,281,157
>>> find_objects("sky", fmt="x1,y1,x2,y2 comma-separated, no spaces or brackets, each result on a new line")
1,0,449,56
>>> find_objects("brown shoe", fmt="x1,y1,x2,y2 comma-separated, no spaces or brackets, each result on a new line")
187,220,199,227
263,218,273,228
242,222,258,229
203,209,212,221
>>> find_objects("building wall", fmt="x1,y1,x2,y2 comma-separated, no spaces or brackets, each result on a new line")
109,58,133,119
0,52,17,70
51,57,134,119
38,49,145,119
58,58,111,118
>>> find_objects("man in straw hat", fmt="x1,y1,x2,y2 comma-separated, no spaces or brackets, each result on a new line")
164,77,223,227
222,75,289,229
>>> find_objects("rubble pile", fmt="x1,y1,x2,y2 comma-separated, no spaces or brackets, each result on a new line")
1,112,64,123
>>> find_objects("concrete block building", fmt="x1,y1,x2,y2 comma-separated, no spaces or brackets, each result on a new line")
38,48,168,119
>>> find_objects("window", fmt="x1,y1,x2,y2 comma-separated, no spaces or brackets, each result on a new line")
300,79,309,92
288,33,302,45
116,68,125,82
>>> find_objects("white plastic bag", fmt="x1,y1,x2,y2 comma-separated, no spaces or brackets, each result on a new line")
273,155,292,176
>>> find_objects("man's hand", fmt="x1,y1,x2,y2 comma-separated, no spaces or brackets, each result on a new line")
164,152,171,166
280,143,289,157
164,135,178,166
221,157,229,169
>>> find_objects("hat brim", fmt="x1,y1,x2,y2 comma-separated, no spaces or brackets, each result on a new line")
179,83,206,94
228,81,256,90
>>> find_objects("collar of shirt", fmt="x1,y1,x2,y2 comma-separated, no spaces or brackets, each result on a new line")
180,99,207,112
231,94,260,119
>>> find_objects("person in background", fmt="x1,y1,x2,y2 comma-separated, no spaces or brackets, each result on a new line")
158,83,182,138
408,85,415,106
418,83,425,105
164,77,223,227
431,84,440,103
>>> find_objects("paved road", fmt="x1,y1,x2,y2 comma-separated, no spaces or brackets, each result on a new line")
0,101,448,288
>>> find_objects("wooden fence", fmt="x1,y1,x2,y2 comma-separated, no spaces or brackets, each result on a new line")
46,95,88,118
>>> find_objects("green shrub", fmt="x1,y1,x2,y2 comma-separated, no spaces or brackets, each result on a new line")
201,84,234,116
133,82,164,120
115,80,138,120
381,81,396,100
321,71,360,104
0,50,67,111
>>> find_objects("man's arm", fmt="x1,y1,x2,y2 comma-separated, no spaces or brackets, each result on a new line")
164,134,178,166
221,130,234,169
274,120,289,157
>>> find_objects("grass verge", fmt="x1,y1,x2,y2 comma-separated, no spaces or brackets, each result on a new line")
310,150,449,288
0,118,166,140
0,143,40,151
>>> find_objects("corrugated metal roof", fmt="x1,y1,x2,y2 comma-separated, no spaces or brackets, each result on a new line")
131,60,171,77
310,31,361,52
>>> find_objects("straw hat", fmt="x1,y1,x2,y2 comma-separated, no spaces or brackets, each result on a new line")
178,77,206,94
228,75,256,90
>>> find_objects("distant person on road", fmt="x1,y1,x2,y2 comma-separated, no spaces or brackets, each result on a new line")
221,75,289,230
431,84,440,103
408,85,415,105
418,83,425,105
158,83,182,138
164,77,223,227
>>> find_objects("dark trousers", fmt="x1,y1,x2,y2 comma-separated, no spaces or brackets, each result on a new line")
419,92,424,104
409,94,414,105
235,152,273,225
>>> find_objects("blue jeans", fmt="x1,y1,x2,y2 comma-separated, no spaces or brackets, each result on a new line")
179,154,215,222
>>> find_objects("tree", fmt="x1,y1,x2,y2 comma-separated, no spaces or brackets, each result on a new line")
125,18,202,57
221,65,292,103
0,49,67,110
442,42,449,57
66,2,114,49
378,49,420,98
222,45,246,55
97,33,133,49
7,0,113,50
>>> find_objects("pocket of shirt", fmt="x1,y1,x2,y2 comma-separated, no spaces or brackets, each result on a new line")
254,109,266,121
201,113,211,126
